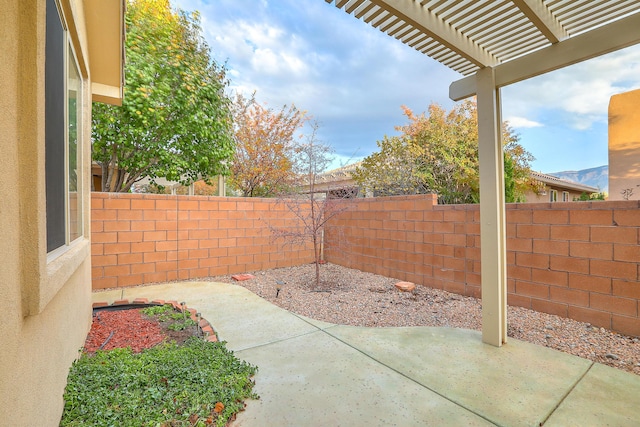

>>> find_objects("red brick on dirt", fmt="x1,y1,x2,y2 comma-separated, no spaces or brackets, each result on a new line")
231,273,255,281
395,281,416,292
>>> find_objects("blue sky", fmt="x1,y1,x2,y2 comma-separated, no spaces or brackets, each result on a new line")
173,0,640,173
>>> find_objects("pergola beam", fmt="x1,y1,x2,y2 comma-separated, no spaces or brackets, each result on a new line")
511,0,568,43
450,11,640,100
367,0,497,68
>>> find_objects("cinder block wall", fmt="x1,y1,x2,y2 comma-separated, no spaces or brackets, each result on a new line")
91,193,314,289
325,195,640,336
91,192,640,336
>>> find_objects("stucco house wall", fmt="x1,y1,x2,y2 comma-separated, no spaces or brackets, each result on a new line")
609,88,640,201
0,1,123,424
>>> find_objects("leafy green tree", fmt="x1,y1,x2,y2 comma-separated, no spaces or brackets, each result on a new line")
351,135,429,196
503,154,519,203
575,191,606,201
502,122,534,203
353,100,534,204
92,0,234,192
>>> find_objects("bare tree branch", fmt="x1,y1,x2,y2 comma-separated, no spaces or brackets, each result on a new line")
268,122,353,288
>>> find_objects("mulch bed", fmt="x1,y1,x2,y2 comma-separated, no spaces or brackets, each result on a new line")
84,308,199,354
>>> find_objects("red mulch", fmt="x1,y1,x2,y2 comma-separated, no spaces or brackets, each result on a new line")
84,309,165,354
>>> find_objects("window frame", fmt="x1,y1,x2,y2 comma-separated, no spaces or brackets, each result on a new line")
45,0,66,254
67,39,83,244
46,0,84,261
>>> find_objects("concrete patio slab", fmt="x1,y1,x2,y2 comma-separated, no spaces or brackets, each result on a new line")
92,281,640,427
326,326,592,426
234,331,493,426
92,288,125,302
545,362,640,426
295,313,339,331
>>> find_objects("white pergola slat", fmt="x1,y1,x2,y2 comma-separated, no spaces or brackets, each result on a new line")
450,11,640,100
326,0,640,75
325,0,640,347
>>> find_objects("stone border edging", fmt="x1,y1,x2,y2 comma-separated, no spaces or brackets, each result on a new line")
92,298,219,342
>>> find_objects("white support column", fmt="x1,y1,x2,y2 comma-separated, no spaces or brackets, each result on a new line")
217,175,226,197
476,67,507,347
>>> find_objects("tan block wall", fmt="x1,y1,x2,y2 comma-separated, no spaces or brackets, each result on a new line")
609,88,640,200
1,0,94,425
91,193,315,288
90,193,640,336
325,195,640,337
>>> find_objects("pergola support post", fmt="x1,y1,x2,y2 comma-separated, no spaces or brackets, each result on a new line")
217,175,226,197
476,67,508,347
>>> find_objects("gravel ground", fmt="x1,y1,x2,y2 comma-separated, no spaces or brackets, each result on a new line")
207,262,640,376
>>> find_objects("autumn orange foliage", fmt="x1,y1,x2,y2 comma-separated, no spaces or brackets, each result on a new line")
230,94,308,197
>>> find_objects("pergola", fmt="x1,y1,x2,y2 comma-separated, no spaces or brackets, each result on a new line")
324,0,640,346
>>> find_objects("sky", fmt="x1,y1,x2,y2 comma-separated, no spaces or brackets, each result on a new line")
173,0,640,173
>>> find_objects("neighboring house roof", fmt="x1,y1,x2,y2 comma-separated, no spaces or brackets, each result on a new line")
314,162,600,196
316,161,362,184
529,171,600,194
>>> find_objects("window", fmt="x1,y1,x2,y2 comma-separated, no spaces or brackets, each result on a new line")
45,0,65,252
45,0,83,254
562,191,569,202
549,190,558,202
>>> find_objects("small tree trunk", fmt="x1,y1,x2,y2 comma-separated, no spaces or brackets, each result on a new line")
101,162,109,192
311,232,319,288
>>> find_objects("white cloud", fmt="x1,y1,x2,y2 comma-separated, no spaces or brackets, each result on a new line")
206,19,311,79
165,0,640,177
503,44,640,131
505,116,543,128
174,0,640,171
181,0,460,160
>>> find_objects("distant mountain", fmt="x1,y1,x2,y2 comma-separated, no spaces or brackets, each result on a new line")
548,165,608,193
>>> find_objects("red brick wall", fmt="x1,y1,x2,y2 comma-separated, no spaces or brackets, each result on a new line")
324,195,640,337
91,193,314,289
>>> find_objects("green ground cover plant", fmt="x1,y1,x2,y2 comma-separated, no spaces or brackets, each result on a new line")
61,336,257,426
142,304,198,331
141,304,183,319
